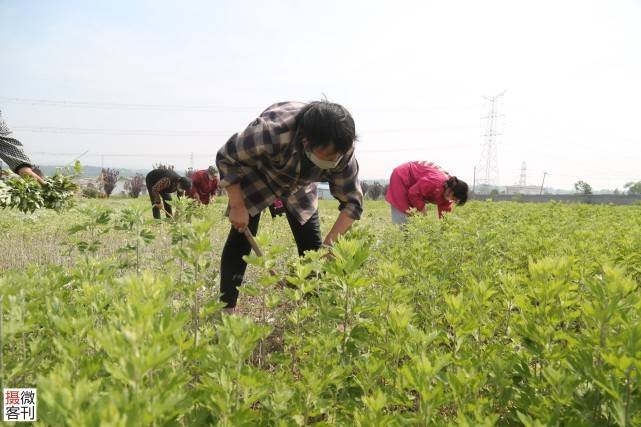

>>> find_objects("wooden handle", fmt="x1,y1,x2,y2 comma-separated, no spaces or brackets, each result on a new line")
160,207,173,218
243,229,263,257
244,229,287,286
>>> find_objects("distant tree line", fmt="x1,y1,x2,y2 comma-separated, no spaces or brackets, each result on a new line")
624,180,641,195
360,181,389,200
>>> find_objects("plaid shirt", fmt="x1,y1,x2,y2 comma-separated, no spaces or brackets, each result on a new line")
0,110,33,173
216,101,363,224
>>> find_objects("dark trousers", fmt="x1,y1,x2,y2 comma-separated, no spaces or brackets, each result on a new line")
147,187,173,219
220,209,322,307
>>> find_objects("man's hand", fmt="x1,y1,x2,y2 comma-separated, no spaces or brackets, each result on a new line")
320,243,335,261
154,202,163,209
226,184,249,231
229,204,249,232
17,166,45,185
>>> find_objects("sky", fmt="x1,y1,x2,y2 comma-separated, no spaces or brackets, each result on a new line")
1,0,640,190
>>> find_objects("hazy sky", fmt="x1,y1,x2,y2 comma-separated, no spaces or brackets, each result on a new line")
1,0,640,190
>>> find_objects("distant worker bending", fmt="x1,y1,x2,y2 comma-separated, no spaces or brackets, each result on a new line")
145,167,191,219
385,161,468,224
188,166,219,205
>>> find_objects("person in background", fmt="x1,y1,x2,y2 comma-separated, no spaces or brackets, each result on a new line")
0,109,45,185
216,100,363,312
385,161,468,224
188,165,219,205
145,168,191,219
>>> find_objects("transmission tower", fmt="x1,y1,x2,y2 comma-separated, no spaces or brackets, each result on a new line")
478,91,505,187
518,161,527,186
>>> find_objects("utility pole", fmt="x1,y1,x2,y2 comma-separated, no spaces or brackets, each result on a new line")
540,172,548,195
478,90,506,190
472,165,476,193
189,152,194,170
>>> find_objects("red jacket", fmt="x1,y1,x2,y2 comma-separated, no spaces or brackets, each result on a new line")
385,161,453,218
189,170,218,204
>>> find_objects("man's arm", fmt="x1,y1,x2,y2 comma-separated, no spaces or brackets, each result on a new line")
226,183,249,231
324,210,355,246
18,166,45,185
0,136,45,185
216,117,276,230
216,117,274,190
150,177,170,205
326,152,364,245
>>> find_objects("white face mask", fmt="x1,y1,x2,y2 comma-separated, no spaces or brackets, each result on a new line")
305,149,343,170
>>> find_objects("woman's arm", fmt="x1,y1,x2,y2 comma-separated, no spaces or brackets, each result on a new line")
407,178,433,212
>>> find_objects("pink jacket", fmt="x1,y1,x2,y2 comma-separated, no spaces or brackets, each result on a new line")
385,161,453,218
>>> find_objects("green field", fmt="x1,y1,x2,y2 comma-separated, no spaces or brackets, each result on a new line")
1,198,640,425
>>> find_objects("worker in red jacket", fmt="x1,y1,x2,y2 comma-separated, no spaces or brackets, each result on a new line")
188,165,219,205
385,161,469,224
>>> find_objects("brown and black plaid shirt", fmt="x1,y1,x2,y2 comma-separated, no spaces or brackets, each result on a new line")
0,110,33,173
216,102,363,224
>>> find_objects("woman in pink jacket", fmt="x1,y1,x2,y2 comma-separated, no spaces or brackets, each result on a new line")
385,161,469,224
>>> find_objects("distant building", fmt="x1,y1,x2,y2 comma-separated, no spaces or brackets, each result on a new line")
474,184,503,195
504,185,541,195
317,182,332,200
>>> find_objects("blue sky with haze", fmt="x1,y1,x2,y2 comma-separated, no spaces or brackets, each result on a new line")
1,0,640,190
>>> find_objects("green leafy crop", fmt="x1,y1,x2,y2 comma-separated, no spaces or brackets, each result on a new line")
0,173,78,213
1,200,640,425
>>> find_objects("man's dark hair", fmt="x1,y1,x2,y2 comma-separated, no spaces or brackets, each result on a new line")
296,100,356,154
446,176,469,206
178,176,192,192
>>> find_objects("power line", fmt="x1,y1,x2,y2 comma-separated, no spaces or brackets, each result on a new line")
31,143,480,159
1,97,257,112
362,125,478,134
27,152,641,184
27,149,641,177
32,152,196,158
1,96,480,113
357,143,478,153
12,124,478,137
12,126,230,136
